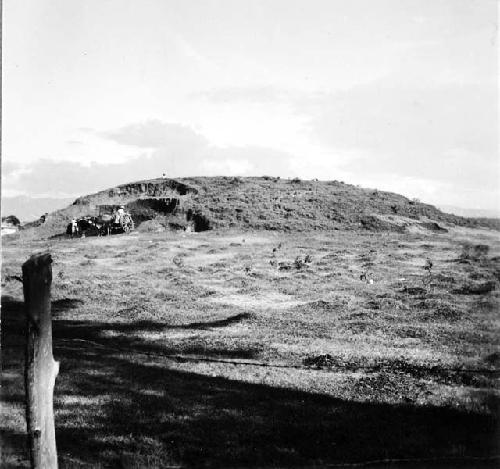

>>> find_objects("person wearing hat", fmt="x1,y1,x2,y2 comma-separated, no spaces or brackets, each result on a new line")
114,205,125,224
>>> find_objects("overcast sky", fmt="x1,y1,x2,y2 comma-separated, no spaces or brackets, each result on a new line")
2,0,498,211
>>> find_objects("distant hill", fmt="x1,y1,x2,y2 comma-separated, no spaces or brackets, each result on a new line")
437,204,500,219
15,177,500,238
1,196,74,222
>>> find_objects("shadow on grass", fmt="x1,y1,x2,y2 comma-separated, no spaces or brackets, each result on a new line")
182,312,253,330
2,296,499,468
52,298,85,312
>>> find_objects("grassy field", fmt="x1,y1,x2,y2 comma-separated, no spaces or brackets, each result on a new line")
2,225,499,468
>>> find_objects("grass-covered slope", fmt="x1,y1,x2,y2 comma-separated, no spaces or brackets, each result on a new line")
18,176,500,238
182,176,498,231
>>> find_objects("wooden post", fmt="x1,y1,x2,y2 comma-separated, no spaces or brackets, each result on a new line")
23,253,59,469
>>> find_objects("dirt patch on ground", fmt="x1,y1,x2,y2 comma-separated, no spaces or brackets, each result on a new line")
208,291,304,310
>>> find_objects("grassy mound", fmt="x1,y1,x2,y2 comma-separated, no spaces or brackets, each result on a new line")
16,176,500,239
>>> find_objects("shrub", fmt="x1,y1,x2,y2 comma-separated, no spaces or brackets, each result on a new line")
2,215,20,226
168,214,190,231
453,281,496,295
459,243,490,261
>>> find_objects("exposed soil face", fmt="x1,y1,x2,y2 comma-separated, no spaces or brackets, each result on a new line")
74,178,197,205
125,198,181,225
186,209,211,232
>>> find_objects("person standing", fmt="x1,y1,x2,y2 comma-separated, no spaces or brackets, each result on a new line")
114,206,125,224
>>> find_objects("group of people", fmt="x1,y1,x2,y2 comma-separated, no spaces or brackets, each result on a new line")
68,205,131,237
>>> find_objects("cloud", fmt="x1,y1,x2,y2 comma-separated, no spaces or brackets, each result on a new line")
5,104,497,212
1,161,21,177
100,120,294,177
191,85,290,104
99,120,209,150
301,81,498,192
5,157,153,197
5,120,296,197
202,145,294,177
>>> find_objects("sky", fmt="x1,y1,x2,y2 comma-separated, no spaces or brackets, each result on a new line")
2,0,498,211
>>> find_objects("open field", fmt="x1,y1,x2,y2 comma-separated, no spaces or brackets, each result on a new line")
2,226,500,468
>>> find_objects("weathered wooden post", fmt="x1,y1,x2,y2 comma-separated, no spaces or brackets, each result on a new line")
23,253,59,469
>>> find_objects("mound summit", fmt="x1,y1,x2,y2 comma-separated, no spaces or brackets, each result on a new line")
20,176,500,237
